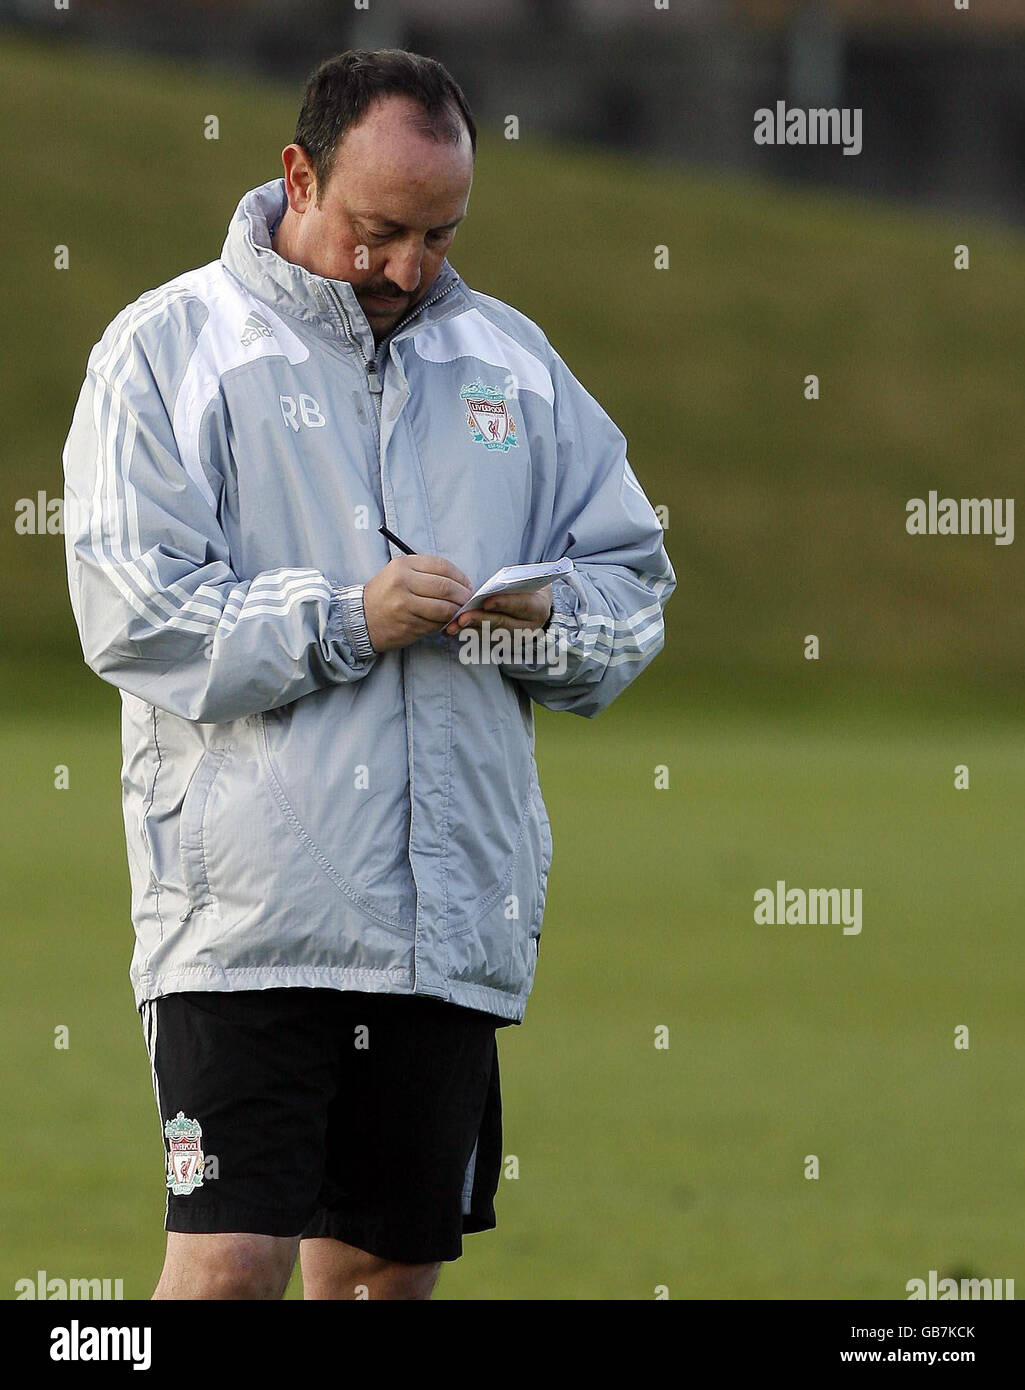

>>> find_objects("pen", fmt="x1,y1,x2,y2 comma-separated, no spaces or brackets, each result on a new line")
378,524,416,555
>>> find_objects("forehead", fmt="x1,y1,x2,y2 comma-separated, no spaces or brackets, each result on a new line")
326,95,473,225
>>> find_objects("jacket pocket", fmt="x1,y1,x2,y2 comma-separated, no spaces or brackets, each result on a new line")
178,743,231,916
254,710,414,934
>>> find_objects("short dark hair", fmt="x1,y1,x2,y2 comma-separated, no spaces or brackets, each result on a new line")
294,49,476,192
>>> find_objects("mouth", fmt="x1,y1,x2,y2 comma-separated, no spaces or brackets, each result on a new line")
361,292,407,314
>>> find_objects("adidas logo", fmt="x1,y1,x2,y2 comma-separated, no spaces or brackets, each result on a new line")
240,311,274,347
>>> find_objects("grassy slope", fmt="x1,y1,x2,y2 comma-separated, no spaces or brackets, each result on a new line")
2,30,1025,698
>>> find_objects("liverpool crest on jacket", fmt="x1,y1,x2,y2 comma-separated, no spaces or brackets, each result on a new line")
460,378,518,452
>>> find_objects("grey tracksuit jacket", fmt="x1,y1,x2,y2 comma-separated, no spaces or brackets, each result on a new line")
62,178,676,1022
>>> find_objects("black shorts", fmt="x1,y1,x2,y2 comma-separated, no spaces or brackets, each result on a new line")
140,988,503,1264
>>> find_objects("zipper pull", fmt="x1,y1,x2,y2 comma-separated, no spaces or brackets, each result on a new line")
366,360,383,393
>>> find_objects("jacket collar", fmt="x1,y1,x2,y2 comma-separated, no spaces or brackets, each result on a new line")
220,179,472,361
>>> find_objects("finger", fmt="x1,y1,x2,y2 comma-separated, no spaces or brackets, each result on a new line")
481,595,543,621
407,571,472,606
446,610,542,635
409,555,473,591
444,608,486,635
407,595,469,626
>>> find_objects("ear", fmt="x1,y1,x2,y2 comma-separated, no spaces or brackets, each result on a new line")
281,144,317,213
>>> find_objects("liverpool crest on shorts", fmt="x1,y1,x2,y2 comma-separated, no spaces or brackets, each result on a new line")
164,1111,204,1195
460,378,518,452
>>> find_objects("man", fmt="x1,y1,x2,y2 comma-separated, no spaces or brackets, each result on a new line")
62,49,675,1300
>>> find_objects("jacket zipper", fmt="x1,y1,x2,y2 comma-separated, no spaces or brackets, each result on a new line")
325,283,383,427
323,277,458,996
325,277,457,430
387,277,456,340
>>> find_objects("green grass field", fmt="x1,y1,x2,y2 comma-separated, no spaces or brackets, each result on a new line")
3,669,1022,1299
1,31,1023,1300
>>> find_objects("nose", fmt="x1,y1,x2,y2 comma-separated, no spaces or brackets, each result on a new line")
384,243,423,296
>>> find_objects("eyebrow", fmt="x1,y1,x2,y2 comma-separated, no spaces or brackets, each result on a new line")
361,214,465,233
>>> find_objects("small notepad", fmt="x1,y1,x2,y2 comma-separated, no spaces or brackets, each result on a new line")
453,557,574,617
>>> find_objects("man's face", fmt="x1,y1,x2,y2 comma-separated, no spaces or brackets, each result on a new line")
276,95,473,341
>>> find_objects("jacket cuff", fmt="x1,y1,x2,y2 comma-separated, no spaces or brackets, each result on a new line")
329,584,377,664
545,575,580,631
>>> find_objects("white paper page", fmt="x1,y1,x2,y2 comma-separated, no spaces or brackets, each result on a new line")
453,557,574,617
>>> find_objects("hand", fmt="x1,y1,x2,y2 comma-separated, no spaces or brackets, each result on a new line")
363,554,473,652
444,584,553,637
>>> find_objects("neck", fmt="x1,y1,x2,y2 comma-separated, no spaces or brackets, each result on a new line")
270,207,299,265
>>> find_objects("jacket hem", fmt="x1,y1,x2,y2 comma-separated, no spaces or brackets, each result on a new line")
131,965,529,1023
